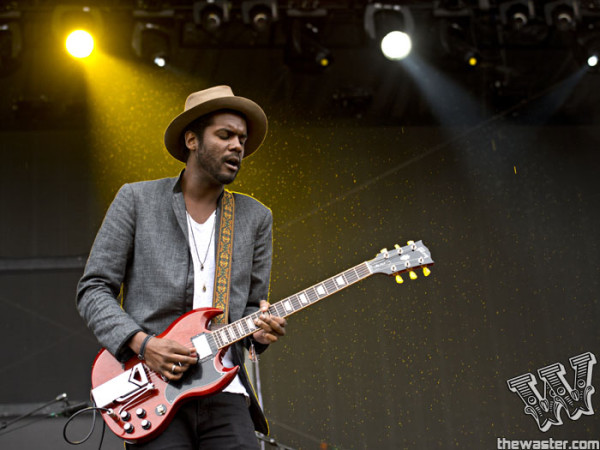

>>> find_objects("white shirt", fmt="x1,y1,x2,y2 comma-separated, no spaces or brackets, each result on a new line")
187,212,248,396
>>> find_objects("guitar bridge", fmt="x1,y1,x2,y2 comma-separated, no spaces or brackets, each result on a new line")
91,363,155,408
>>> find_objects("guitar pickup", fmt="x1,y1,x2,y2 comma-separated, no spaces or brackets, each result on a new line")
91,363,151,408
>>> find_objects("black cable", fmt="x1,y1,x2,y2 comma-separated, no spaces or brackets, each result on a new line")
62,406,108,448
0,416,52,437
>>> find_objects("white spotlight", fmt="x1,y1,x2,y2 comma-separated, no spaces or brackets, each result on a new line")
588,54,598,67
380,31,412,60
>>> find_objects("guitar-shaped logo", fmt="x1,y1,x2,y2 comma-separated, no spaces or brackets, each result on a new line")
90,240,434,442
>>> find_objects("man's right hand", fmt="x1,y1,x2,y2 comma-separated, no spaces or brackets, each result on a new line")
129,332,198,381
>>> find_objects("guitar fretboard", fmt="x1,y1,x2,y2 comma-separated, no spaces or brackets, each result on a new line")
210,262,372,350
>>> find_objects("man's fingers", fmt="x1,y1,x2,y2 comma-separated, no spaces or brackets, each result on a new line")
259,300,270,312
152,338,197,361
173,355,198,366
161,361,192,380
256,316,286,335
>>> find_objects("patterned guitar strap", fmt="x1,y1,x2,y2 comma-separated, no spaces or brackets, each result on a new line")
212,189,235,325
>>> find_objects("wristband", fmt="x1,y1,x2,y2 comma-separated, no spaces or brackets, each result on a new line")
138,334,154,361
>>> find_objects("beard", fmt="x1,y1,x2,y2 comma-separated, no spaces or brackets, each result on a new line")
195,145,241,185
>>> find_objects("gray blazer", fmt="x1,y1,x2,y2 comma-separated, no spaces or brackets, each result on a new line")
77,172,272,433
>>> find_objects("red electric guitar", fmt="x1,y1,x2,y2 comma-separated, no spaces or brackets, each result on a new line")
90,241,434,443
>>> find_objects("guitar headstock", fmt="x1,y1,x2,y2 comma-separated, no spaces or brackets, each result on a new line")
366,240,434,283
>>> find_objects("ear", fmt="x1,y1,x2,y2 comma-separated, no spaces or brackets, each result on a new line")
184,130,199,152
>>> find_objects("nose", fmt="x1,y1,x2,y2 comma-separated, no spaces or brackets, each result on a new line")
230,136,244,154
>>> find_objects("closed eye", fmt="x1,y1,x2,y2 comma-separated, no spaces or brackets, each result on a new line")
219,131,247,147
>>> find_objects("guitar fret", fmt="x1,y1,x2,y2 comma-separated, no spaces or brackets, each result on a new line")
306,287,318,303
335,274,347,287
244,317,255,334
356,263,370,278
278,300,287,313
213,331,223,347
227,325,235,340
286,295,297,311
324,278,337,293
206,333,217,352
272,303,285,317
233,323,242,338
223,327,232,343
345,268,359,283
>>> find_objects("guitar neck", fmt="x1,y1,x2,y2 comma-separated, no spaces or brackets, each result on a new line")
210,262,372,350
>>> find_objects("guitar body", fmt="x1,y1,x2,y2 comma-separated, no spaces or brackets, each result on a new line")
90,308,239,443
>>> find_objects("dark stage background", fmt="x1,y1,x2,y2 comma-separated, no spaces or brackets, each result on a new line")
1,3,599,449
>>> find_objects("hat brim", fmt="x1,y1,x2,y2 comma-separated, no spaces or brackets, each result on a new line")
164,96,267,163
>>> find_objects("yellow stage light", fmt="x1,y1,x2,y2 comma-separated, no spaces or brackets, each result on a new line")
66,29,94,58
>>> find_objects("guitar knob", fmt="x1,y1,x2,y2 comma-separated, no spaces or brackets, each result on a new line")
141,419,152,430
136,408,146,418
120,411,131,421
123,423,134,434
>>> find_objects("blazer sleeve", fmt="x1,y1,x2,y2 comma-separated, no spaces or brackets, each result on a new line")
242,205,273,354
76,184,143,361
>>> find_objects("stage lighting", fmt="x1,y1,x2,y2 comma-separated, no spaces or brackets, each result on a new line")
465,51,479,67
284,19,332,72
193,1,230,34
440,19,481,68
132,21,171,68
242,1,278,34
65,30,94,58
380,31,412,61
500,1,535,31
364,4,415,60
544,1,580,31
0,16,22,77
51,5,103,57
582,38,600,70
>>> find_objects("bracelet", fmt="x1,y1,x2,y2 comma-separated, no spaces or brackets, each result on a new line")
138,334,154,361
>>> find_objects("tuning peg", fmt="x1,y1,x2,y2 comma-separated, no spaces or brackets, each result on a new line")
395,274,404,284
394,244,403,254
380,247,388,253
423,267,431,277
409,270,418,280
407,240,414,245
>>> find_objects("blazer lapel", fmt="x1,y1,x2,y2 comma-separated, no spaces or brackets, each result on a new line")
171,173,188,241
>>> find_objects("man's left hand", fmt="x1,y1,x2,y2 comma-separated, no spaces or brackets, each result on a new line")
252,300,286,344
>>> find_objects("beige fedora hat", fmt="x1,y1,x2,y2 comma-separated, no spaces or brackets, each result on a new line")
164,85,268,162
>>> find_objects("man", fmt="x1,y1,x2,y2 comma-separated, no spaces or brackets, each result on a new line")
77,86,286,449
